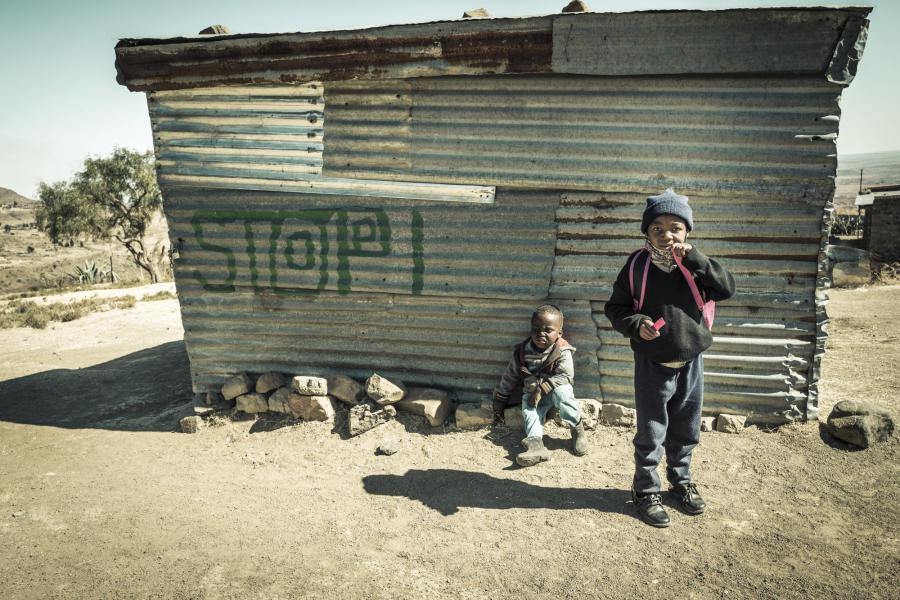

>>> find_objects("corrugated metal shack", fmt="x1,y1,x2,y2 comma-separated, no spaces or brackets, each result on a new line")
115,6,871,425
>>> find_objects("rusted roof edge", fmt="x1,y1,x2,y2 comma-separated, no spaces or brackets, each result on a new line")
115,6,873,47
114,7,874,92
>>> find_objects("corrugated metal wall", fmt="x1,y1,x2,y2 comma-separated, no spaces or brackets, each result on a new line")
151,74,841,423
317,75,839,423
164,187,601,403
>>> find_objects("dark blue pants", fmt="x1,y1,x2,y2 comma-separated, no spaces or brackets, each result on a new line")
632,353,704,494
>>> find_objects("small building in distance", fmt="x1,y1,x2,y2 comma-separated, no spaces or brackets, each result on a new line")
855,184,900,261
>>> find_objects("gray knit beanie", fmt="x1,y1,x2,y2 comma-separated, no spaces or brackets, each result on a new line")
641,188,693,233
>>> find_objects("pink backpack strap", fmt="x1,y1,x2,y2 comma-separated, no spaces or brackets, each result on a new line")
672,253,704,311
627,249,650,312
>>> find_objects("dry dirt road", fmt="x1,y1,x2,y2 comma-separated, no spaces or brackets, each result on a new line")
0,286,897,600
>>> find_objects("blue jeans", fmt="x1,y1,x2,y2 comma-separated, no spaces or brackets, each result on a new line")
522,383,581,438
632,353,704,494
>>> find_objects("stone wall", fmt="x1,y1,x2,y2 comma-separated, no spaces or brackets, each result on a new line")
870,198,900,261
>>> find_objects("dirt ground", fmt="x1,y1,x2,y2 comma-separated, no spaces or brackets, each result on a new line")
0,285,897,600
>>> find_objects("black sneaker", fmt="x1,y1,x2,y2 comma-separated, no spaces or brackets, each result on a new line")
631,488,670,528
670,482,706,515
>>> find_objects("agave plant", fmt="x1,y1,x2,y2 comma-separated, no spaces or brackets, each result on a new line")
69,260,118,284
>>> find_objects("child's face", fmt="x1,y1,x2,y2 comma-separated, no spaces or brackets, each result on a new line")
647,214,689,250
531,312,562,350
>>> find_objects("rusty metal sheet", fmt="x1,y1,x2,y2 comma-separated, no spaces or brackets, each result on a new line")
114,8,870,92
176,283,600,403
116,17,554,92
552,10,862,79
150,84,494,203
322,76,841,196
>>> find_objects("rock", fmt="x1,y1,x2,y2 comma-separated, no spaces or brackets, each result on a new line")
292,376,328,396
180,415,204,433
562,1,591,13
601,403,636,427
198,24,230,35
503,406,524,430
194,404,215,417
267,387,292,414
221,373,253,401
326,374,366,405
377,439,400,456
826,400,894,449
366,373,406,404
700,416,717,432
348,401,396,436
462,8,490,18
256,372,286,394
716,414,747,434
287,394,335,422
826,244,868,263
205,391,233,410
236,393,269,414
579,398,601,430
395,387,452,426
832,260,870,287
456,401,493,429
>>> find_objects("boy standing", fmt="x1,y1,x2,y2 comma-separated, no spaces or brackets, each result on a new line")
493,305,589,466
604,189,735,527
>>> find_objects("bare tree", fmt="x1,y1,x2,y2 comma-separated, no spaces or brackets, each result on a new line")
36,148,165,282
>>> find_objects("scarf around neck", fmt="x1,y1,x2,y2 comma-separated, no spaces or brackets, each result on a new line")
644,239,676,271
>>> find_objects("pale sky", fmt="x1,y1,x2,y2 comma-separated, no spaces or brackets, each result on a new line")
0,0,895,198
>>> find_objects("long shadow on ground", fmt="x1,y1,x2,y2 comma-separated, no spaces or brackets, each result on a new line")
363,468,630,516
0,341,193,432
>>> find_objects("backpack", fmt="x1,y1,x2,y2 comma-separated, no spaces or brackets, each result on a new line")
627,249,716,330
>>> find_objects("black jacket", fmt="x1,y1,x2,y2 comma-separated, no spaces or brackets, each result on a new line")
604,247,735,363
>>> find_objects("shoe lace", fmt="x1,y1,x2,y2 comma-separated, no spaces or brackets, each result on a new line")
683,482,699,497
645,493,663,507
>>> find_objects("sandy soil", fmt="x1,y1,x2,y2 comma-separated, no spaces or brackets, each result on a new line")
0,286,897,600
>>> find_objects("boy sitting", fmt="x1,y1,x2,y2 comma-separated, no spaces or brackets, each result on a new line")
493,305,589,466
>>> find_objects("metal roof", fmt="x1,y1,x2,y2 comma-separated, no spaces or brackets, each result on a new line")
116,8,871,91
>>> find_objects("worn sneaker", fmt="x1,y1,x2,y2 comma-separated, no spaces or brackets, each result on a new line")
571,420,590,456
631,488,671,528
670,482,706,515
516,436,551,467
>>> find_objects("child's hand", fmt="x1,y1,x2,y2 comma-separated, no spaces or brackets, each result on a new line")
639,319,661,341
672,242,693,257
528,388,542,407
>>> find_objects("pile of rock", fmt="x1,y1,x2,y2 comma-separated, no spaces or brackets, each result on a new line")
181,371,453,437
452,399,750,435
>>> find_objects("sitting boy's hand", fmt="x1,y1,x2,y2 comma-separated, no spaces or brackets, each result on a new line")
528,388,542,407
639,319,661,341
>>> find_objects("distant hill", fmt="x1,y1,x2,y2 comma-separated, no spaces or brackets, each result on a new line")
836,149,900,212
0,186,37,207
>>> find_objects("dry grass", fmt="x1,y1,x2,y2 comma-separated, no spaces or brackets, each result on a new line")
140,290,177,302
0,295,138,329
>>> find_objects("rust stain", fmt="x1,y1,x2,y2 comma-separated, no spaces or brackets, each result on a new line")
116,29,553,90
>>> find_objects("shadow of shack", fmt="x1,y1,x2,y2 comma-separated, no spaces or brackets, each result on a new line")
114,6,872,426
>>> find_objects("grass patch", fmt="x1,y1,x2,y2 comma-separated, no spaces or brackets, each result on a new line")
141,290,177,302
0,295,141,329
